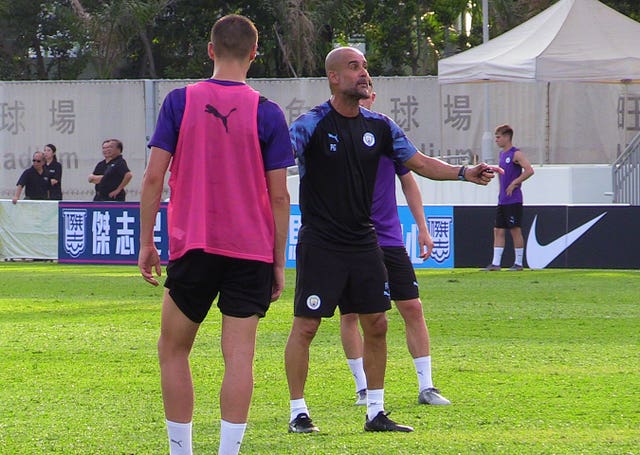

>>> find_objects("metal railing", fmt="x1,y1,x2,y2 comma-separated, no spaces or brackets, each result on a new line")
434,151,474,165
612,131,640,205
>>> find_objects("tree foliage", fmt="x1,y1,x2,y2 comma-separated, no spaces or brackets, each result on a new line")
0,0,638,80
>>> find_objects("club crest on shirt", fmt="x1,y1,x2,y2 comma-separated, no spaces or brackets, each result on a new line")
306,294,321,310
505,157,511,164
362,132,375,147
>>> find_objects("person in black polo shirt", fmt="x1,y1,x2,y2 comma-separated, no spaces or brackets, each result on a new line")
12,151,50,203
43,143,63,200
88,139,132,201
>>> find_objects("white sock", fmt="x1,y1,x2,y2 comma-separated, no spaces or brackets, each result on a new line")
492,247,504,266
166,420,192,455
414,356,434,391
218,420,246,455
514,248,524,266
290,398,309,422
366,389,384,421
347,357,367,392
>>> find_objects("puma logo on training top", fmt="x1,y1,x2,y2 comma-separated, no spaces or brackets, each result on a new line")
204,104,237,133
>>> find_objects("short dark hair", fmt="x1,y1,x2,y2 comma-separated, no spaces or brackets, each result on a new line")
495,124,513,140
103,139,123,153
210,14,258,60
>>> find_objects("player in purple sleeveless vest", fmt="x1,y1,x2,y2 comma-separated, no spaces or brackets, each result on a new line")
484,124,535,271
340,79,451,407
138,15,293,455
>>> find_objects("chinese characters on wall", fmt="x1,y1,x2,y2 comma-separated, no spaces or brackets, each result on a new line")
1,99,75,135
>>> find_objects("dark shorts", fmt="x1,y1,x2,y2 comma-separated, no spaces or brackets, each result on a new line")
93,191,125,202
164,249,273,323
294,243,391,318
495,203,523,229
382,246,420,301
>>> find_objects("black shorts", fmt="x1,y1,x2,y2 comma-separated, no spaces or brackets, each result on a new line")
93,191,126,202
164,249,273,323
382,246,420,301
495,203,523,229
294,243,391,318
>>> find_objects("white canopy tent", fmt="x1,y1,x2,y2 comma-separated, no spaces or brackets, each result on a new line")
437,0,640,164
438,0,640,84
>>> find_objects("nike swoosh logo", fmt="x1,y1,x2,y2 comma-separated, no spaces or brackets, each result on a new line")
526,212,607,269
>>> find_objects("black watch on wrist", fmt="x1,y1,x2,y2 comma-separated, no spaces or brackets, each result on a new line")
457,165,467,181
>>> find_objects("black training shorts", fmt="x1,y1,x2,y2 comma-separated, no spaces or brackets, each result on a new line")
294,242,391,318
381,246,420,301
495,202,523,229
164,249,273,323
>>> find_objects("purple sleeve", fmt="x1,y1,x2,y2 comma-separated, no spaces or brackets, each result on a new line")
147,87,294,172
257,100,295,171
362,110,418,164
380,113,418,163
147,88,186,154
394,160,410,177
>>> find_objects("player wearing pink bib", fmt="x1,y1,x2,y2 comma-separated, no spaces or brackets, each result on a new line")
138,15,293,455
167,80,275,263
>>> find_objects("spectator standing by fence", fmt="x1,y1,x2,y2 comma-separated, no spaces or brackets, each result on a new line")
43,143,63,200
12,151,49,203
88,139,132,201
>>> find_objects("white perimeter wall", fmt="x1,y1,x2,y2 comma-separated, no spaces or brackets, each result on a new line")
287,164,614,206
2,77,635,203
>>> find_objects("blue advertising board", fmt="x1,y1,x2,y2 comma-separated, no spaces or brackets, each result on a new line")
285,204,454,268
57,202,453,267
58,202,169,264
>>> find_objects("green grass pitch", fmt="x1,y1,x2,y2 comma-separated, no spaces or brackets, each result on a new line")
0,263,638,454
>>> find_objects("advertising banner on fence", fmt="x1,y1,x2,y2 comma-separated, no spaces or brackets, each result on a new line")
43,202,639,269
285,204,454,268
454,205,640,269
58,202,168,264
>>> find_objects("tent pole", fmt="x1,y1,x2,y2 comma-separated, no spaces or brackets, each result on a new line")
482,0,489,43
535,82,545,166
545,82,550,164
482,85,493,164
480,0,494,164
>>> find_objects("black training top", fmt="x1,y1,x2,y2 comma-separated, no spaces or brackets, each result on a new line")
289,101,417,251
44,160,63,200
93,155,131,201
17,167,50,200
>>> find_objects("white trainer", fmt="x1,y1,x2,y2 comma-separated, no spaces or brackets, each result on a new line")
418,387,451,405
